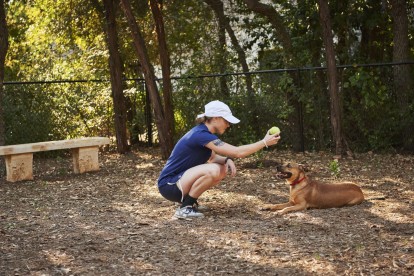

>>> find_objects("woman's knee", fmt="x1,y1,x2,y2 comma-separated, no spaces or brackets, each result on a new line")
181,164,225,190
195,166,224,186
209,164,227,182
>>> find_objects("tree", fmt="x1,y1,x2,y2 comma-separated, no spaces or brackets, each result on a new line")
390,0,413,150
317,0,347,156
103,0,129,154
0,0,8,147
203,0,229,97
120,0,173,159
204,0,261,138
242,0,293,61
242,0,304,151
149,0,174,146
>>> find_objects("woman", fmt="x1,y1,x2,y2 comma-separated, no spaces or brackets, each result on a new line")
157,100,281,219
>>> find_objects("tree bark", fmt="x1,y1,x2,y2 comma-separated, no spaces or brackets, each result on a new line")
204,0,261,137
205,0,229,97
317,0,345,156
149,0,174,146
390,0,413,150
242,0,303,150
103,0,129,154
120,0,172,159
0,0,8,173
242,0,293,60
205,0,254,98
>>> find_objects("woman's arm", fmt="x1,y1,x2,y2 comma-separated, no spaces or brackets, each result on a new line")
208,150,237,177
205,132,280,159
208,151,227,164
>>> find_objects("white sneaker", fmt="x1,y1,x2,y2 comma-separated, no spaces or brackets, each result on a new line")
174,206,205,219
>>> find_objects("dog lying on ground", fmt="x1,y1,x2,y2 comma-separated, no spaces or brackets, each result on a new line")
261,162,364,214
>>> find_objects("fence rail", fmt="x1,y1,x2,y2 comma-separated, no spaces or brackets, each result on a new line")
5,61,413,84
2,62,414,153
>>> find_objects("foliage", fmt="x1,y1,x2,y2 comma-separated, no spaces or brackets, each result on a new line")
4,85,55,144
328,159,340,178
3,82,113,145
2,0,414,153
342,67,399,151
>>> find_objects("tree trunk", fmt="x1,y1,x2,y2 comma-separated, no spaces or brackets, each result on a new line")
149,0,174,146
206,0,229,97
317,0,345,156
390,0,413,150
103,0,129,154
243,0,293,59
0,0,7,148
204,0,260,137
120,0,172,159
243,0,303,150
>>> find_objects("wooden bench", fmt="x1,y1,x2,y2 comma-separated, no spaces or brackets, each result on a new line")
0,137,110,182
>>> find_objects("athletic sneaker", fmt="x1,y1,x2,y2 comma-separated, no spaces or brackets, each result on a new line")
174,202,210,212
174,206,205,219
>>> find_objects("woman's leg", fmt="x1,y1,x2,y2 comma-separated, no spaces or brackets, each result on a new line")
179,163,226,198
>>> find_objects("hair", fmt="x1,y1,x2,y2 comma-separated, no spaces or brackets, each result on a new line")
195,116,213,124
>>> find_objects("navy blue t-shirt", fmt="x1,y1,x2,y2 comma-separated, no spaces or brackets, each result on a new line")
157,124,218,187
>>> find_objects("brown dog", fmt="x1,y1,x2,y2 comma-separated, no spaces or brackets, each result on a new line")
261,162,364,214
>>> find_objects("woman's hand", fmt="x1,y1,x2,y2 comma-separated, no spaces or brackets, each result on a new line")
225,158,237,177
263,129,281,147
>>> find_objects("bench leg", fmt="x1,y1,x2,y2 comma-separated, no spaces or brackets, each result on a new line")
72,146,100,174
5,153,34,182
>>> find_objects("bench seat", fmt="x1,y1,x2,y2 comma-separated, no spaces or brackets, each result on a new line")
0,137,110,182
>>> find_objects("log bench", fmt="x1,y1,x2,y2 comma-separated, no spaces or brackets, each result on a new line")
0,137,110,182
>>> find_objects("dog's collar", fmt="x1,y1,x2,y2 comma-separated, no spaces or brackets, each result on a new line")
290,176,306,186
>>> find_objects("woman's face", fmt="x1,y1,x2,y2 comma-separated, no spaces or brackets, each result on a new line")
215,117,230,135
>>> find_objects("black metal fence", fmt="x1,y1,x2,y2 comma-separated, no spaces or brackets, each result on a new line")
3,61,414,153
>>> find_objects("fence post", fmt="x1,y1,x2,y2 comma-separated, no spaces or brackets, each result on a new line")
296,69,305,152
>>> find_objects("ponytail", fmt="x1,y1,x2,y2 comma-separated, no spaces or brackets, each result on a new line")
195,116,212,124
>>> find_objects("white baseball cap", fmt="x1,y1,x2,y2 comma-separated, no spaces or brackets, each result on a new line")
197,100,240,124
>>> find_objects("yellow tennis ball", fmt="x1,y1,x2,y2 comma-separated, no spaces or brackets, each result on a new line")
269,126,280,135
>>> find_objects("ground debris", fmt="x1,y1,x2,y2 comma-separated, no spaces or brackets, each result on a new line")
0,149,413,275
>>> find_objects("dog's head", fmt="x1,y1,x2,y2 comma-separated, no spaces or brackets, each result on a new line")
276,162,306,182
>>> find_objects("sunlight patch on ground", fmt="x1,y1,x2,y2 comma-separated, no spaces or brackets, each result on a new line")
402,190,413,201
43,250,73,273
135,163,154,169
380,176,411,187
368,198,413,222
192,224,338,274
127,258,156,273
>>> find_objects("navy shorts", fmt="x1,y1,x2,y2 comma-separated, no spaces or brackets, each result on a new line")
158,174,184,203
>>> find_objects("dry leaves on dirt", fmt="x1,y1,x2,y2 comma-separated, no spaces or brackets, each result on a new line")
0,149,413,275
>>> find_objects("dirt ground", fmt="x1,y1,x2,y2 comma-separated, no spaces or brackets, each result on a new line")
0,148,413,275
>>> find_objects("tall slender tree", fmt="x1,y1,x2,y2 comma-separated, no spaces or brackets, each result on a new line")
205,0,254,99
0,0,8,172
390,0,413,150
120,0,173,159
149,0,174,145
317,0,347,156
103,0,129,153
243,0,293,61
204,0,261,137
242,0,304,151
204,0,229,97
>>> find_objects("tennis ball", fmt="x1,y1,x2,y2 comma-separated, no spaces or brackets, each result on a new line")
269,126,280,135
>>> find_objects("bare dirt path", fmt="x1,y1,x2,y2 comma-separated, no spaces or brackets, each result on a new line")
1,149,413,275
